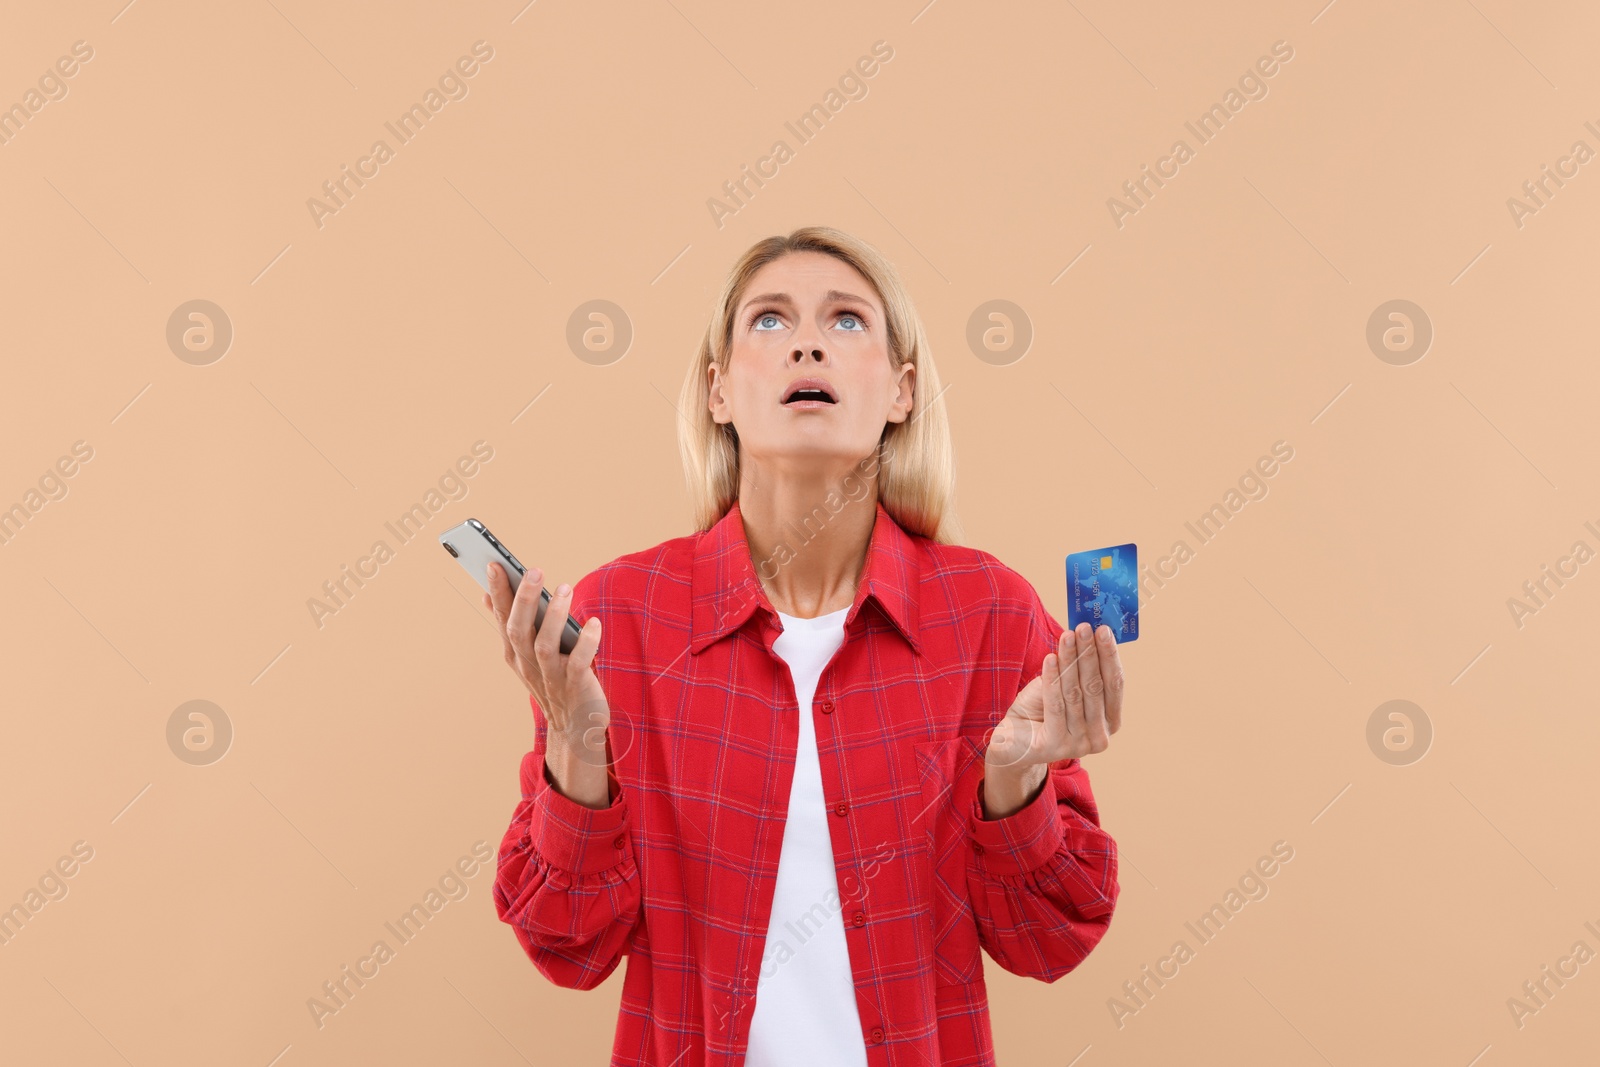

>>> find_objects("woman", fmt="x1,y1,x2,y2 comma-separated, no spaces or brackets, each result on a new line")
485,226,1125,1066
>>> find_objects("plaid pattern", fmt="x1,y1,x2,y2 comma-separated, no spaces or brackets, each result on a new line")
494,498,1119,1065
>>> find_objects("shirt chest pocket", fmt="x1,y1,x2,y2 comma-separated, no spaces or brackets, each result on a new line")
910,736,986,987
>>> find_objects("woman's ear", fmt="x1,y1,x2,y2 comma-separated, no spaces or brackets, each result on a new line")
707,360,729,424
889,360,916,423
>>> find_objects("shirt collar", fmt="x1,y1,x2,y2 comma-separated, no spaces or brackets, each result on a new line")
689,496,923,657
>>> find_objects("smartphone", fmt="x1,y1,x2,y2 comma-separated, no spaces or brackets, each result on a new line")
439,518,583,655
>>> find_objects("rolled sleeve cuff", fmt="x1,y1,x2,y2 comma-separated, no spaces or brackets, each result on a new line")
529,760,632,876
968,766,1065,877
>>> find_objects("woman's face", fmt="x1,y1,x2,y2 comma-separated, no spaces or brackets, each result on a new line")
708,251,914,470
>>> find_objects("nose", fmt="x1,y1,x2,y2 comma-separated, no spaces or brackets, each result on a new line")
788,309,832,365
789,337,828,365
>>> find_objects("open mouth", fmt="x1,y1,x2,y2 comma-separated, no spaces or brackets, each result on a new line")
781,378,838,405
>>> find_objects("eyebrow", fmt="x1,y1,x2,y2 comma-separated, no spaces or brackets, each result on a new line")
739,289,876,313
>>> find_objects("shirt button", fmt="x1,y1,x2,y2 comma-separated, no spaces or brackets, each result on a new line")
852,912,866,927
870,1027,885,1043
613,835,625,850
972,842,984,855
820,699,835,714
834,802,848,817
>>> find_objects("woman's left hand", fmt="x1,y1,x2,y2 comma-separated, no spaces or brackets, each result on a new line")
985,621,1126,774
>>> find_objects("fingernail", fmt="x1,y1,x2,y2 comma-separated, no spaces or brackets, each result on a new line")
556,582,571,596
529,568,542,582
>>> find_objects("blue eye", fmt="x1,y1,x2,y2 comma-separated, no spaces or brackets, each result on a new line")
753,313,781,330
837,314,864,331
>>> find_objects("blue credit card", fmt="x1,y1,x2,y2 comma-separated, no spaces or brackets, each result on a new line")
1065,543,1139,643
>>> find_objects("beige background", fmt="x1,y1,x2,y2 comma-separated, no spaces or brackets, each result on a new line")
2,0,1596,1064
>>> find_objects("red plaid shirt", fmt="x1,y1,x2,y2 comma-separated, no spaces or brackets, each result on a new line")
494,498,1119,1066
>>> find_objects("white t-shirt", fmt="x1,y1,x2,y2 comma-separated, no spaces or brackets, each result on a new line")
744,606,869,1067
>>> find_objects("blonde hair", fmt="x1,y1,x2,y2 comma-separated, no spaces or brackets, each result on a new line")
676,226,961,544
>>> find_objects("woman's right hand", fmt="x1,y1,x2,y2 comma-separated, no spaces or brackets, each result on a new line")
485,562,613,799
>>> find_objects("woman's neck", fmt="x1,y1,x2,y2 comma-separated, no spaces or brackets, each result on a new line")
735,467,878,619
